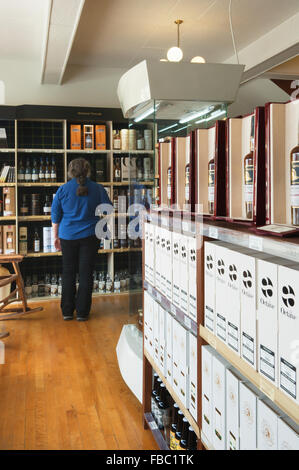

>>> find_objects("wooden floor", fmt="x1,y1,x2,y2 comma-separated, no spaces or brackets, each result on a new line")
0,296,158,450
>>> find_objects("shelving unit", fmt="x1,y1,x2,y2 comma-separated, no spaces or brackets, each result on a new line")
142,209,299,450
0,112,156,306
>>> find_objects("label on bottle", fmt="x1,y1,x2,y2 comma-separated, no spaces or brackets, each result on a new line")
115,169,121,179
45,172,50,180
114,139,121,150
39,172,45,180
244,163,254,185
51,284,58,296
34,240,40,252
25,174,31,181
51,171,56,180
114,281,121,291
244,184,253,203
291,159,299,207
20,207,29,215
18,173,24,181
208,186,214,203
32,174,39,182
43,206,51,214
290,185,299,207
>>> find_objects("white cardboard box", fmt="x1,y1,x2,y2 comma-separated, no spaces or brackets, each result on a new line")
179,234,189,315
164,228,173,302
212,351,231,450
153,300,160,366
160,228,167,297
201,345,214,444
188,236,197,322
257,398,283,450
143,291,154,358
278,264,299,404
189,332,197,421
172,317,180,397
166,311,173,385
278,417,299,450
226,369,244,450
225,246,241,354
215,243,229,343
144,223,150,283
239,381,260,450
158,305,166,376
176,321,189,409
154,225,162,290
204,241,217,333
148,223,155,285
172,231,181,309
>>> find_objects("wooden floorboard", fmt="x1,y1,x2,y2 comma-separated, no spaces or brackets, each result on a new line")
0,297,158,450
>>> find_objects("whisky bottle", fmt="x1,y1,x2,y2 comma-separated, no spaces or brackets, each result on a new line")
167,165,172,206
244,116,255,219
45,158,51,182
177,418,189,450
114,157,121,182
169,403,179,450
43,195,51,215
33,227,40,252
25,159,31,182
290,128,299,226
39,158,45,183
31,159,39,183
187,426,197,450
20,194,29,216
185,162,190,206
17,160,25,182
50,157,57,182
173,410,184,448
208,158,215,215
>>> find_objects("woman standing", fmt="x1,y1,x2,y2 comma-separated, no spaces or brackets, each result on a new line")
51,158,112,321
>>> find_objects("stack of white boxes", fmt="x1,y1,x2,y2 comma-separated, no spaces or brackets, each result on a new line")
204,240,299,407
201,345,299,450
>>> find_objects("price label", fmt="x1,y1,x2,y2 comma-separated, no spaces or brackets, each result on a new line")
171,304,176,316
149,421,158,431
156,292,161,303
249,235,263,252
209,226,218,239
184,315,191,329
260,376,275,402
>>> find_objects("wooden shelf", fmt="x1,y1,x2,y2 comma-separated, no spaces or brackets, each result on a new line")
0,216,16,221
17,149,64,153
18,182,64,187
98,247,142,254
26,251,62,258
144,413,170,450
112,150,154,154
144,349,200,438
0,148,15,153
66,149,110,154
200,325,299,425
18,215,51,221
0,182,16,186
113,181,154,186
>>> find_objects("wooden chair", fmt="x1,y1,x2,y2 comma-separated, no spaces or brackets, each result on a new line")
0,254,43,320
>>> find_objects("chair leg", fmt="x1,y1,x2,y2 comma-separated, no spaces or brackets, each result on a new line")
12,261,28,312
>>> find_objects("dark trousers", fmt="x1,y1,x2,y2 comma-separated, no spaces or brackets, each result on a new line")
60,235,99,318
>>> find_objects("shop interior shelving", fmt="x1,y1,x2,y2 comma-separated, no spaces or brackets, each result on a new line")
0,116,154,303
142,209,299,451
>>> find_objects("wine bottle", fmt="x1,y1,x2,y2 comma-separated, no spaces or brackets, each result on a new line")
244,115,255,219
177,417,189,450
33,227,40,252
31,158,39,182
208,158,215,215
25,159,31,182
290,123,299,226
187,426,197,450
43,195,51,215
114,157,121,182
45,158,51,182
39,158,45,183
167,165,172,206
50,157,57,182
169,403,179,450
173,410,184,449
17,159,25,182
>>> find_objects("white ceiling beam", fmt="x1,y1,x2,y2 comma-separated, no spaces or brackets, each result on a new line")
224,11,299,83
41,0,85,85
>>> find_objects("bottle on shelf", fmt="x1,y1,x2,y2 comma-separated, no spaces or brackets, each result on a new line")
119,222,127,248
39,158,45,183
43,195,51,215
169,403,180,450
208,158,215,215
17,159,25,182
244,115,255,219
38,276,45,297
113,130,121,150
93,271,98,292
32,274,38,298
177,417,189,450
120,272,126,291
157,385,172,444
154,379,163,423
58,274,62,296
105,273,113,293
151,374,159,420
173,410,184,449
45,273,51,296
50,157,57,183
113,189,119,213
45,158,51,183
113,273,121,293
136,156,143,181
143,157,151,181
98,272,105,293
167,163,172,206
33,227,40,252
20,194,29,216
25,159,31,182
290,122,299,226
114,157,121,182
51,274,58,296
187,426,197,450
25,275,32,299
31,158,39,183
185,160,190,206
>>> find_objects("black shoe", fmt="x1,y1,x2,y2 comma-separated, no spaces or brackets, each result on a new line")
77,316,88,322
63,316,73,321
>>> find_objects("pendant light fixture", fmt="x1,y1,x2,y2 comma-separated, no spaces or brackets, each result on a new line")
167,19,183,62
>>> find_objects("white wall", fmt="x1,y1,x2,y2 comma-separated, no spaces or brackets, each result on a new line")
0,58,125,107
